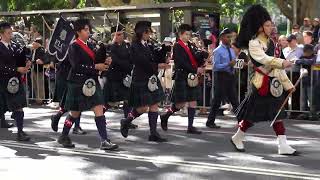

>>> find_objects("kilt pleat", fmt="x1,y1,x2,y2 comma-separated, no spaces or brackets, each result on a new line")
128,80,164,108
104,80,129,103
64,81,104,111
235,85,287,123
172,79,201,103
0,81,27,112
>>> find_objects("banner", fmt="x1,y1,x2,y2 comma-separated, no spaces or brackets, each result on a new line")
48,17,75,61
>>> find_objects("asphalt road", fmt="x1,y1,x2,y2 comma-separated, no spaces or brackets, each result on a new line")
0,107,320,180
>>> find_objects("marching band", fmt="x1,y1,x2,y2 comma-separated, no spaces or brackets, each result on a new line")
0,4,301,156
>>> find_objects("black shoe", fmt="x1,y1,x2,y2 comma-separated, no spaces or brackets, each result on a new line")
120,119,130,138
148,134,167,142
283,150,301,156
51,114,61,132
0,120,14,128
187,127,202,134
17,131,31,142
230,139,245,152
58,135,75,148
72,126,87,135
100,139,119,150
128,123,138,129
206,123,221,129
160,114,169,131
296,114,308,120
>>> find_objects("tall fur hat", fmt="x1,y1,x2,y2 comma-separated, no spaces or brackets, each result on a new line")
237,4,271,48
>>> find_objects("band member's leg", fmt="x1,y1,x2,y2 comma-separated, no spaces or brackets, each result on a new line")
58,111,80,148
92,105,118,150
51,106,67,132
148,103,167,142
273,120,299,155
120,106,146,138
72,112,87,135
13,109,30,141
187,101,202,134
160,102,184,131
231,119,253,152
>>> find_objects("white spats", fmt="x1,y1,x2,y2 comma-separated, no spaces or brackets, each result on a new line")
277,135,299,155
231,128,245,152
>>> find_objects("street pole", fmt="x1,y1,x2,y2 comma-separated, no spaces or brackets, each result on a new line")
293,0,297,25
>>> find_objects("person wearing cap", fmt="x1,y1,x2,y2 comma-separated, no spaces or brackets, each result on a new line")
283,34,303,119
295,44,317,120
300,17,312,33
120,21,171,142
159,24,209,134
206,28,239,129
57,19,118,150
103,24,137,129
292,24,300,33
30,37,48,105
0,21,31,141
232,5,299,155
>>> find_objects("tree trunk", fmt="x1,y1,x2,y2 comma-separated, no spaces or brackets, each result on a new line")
276,0,320,26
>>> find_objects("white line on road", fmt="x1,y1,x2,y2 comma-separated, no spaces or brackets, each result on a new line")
0,140,319,180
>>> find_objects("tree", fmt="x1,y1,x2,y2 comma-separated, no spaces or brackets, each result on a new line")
275,0,320,26
219,0,256,23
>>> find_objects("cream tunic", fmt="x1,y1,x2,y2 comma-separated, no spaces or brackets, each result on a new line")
249,35,294,91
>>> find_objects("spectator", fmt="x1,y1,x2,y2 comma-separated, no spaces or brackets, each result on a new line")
303,31,315,45
283,34,304,118
295,44,317,120
292,24,300,33
275,35,288,58
231,41,249,102
300,17,313,32
312,18,320,42
30,37,48,105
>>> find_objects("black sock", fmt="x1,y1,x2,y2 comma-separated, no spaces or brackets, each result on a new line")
95,115,108,141
74,117,80,128
62,115,76,136
125,109,141,123
148,112,158,136
187,107,196,129
14,111,24,133
0,113,6,125
123,103,131,119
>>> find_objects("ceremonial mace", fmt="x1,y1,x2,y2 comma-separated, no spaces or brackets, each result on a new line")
270,68,308,127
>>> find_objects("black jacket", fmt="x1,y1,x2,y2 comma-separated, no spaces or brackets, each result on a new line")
172,41,207,80
0,41,26,81
108,42,133,81
31,47,48,73
130,40,169,82
67,41,99,83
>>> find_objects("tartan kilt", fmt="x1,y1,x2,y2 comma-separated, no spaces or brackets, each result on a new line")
0,80,27,113
63,80,104,111
104,80,129,103
172,79,201,103
52,75,67,103
235,85,287,123
128,80,164,108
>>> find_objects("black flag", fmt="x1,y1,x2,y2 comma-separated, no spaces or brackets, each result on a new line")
48,17,75,61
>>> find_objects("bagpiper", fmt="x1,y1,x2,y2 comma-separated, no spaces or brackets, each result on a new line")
0,22,31,141
120,21,171,142
57,19,118,150
102,24,137,129
231,5,300,155
160,24,209,134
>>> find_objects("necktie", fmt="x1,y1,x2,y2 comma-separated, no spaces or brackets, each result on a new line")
226,46,234,73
